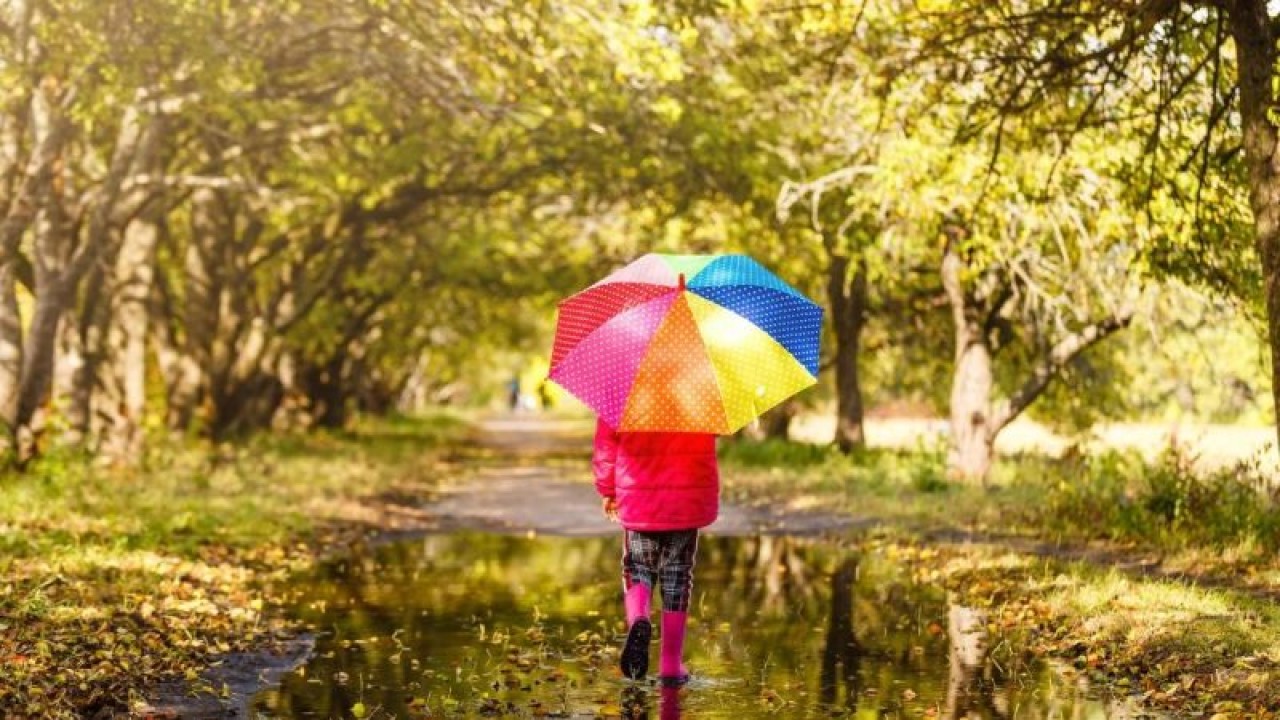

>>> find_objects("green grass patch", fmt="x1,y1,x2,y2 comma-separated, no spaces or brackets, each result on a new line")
924,543,1280,715
722,438,1280,556
719,439,1029,531
0,410,470,718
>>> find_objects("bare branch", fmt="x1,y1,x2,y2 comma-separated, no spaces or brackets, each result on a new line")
989,306,1135,433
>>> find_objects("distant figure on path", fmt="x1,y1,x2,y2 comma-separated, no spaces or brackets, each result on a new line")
593,419,719,687
506,374,520,411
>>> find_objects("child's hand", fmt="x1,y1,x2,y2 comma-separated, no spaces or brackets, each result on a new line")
601,496,619,522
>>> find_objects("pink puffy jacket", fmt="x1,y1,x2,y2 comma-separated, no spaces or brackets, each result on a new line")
593,419,720,531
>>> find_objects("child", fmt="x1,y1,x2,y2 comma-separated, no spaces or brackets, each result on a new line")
593,418,720,686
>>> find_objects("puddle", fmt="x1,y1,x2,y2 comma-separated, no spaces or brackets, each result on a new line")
251,533,1153,718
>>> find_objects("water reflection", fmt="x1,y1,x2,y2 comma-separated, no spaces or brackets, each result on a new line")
617,685,680,720
820,557,860,711
252,534,1146,718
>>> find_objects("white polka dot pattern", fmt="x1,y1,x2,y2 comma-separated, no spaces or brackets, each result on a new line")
620,295,729,432
550,281,672,367
692,285,822,375
548,293,676,428
687,254,808,300
686,294,816,432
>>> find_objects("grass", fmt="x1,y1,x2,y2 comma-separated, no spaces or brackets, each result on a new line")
718,438,1036,533
720,437,1280,557
0,411,470,718
909,540,1280,715
722,437,1280,716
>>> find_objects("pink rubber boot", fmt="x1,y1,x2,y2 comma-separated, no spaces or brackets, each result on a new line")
620,584,652,679
659,611,690,687
624,583,651,626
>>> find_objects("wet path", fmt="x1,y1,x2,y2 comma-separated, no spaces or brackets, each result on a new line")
431,415,865,537
248,415,1154,718
250,534,1145,718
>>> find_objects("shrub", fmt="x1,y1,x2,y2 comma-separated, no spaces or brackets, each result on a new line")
1041,445,1280,552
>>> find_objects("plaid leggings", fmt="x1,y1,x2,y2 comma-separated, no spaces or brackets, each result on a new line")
622,529,699,612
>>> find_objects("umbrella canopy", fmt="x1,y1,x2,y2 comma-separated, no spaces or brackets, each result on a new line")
548,253,822,433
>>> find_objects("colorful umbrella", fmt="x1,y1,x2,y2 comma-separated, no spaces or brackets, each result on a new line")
547,253,822,433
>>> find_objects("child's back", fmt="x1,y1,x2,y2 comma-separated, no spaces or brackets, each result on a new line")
593,421,719,531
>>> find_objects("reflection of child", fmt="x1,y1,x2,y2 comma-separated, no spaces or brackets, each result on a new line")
593,419,719,686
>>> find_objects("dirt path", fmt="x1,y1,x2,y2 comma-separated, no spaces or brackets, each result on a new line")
441,416,1280,603
425,415,866,537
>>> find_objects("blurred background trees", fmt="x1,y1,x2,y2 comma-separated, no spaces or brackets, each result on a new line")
0,0,1269,481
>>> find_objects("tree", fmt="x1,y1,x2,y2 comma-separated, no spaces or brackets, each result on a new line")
0,0,657,458
767,0,916,452
926,131,1140,480
0,0,197,460
772,27,1143,479
906,0,1274,445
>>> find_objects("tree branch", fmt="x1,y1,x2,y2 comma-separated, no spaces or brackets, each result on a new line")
989,307,1135,434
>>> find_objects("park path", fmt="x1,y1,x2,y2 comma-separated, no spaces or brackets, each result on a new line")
424,414,864,537
435,414,1280,603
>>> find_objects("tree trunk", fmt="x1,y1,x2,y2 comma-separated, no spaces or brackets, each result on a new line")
8,95,159,462
949,339,995,481
761,398,798,440
1228,3,1280,453
51,263,103,447
210,287,287,437
184,190,292,438
0,78,69,458
16,178,75,459
154,186,223,433
302,354,349,429
0,260,21,447
827,249,867,452
151,273,203,433
210,320,286,439
219,374,286,438
98,212,162,460
395,356,427,414
17,277,68,458
154,334,202,433
941,239,996,482
940,236,1133,483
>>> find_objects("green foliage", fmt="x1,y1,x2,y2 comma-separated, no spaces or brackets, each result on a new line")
1037,447,1280,552
718,437,845,468
721,438,952,501
4,0,1272,460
